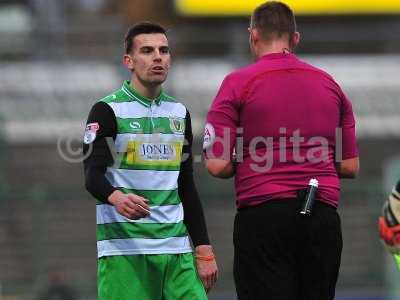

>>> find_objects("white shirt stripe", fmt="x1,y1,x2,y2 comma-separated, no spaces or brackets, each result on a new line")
155,102,186,118
107,101,186,119
108,101,150,119
97,203,184,225
105,169,179,190
97,236,192,257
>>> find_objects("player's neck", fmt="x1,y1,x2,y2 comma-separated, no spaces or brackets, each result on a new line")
255,40,291,59
130,77,162,100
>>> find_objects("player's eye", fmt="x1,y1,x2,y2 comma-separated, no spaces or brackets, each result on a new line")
141,47,153,54
160,47,170,54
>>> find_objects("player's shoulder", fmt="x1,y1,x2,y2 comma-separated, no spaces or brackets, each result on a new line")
160,91,178,103
161,91,187,108
87,100,115,120
87,87,126,118
97,87,129,104
160,91,188,117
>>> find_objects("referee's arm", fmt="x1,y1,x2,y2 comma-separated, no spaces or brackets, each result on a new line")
203,75,238,179
335,89,360,179
336,157,359,178
205,159,235,179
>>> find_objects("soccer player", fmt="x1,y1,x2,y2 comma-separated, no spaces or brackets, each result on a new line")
379,179,400,270
203,1,359,299
83,22,217,300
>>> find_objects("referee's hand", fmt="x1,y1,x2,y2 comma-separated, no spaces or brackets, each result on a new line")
108,190,150,220
195,245,218,293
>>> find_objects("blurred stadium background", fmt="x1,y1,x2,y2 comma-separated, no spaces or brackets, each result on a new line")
0,0,400,299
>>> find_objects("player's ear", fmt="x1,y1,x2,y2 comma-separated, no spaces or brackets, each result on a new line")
123,54,135,71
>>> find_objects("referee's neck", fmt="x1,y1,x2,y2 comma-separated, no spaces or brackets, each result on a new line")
255,40,291,59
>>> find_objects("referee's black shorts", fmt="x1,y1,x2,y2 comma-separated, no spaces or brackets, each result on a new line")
233,199,342,300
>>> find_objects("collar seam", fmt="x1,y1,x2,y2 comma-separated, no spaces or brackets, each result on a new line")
122,85,150,107
123,83,163,107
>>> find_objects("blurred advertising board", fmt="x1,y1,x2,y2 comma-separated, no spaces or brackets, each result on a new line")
175,0,400,16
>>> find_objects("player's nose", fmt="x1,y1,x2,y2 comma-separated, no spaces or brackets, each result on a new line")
153,50,162,61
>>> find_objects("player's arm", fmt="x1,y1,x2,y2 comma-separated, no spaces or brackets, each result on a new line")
178,110,218,292
336,88,359,179
83,102,149,219
83,102,117,201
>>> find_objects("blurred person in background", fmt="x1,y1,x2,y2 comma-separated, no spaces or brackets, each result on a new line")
83,22,217,300
36,266,78,300
379,179,400,269
203,1,359,299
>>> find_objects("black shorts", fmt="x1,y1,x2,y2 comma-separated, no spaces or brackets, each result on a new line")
233,199,342,300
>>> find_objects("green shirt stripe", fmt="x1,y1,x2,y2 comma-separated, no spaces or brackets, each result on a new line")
117,160,181,171
97,221,187,241
96,189,180,206
117,117,185,135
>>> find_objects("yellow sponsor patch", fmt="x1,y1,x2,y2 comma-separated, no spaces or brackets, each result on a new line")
126,141,183,167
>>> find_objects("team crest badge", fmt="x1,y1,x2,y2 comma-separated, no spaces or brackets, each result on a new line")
169,118,184,134
84,122,100,144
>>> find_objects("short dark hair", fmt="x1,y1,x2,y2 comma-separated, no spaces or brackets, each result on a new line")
250,1,296,42
124,22,167,54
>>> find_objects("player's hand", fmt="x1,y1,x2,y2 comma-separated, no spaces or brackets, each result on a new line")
379,182,400,254
379,198,400,254
108,190,150,220
195,245,218,293
379,216,400,254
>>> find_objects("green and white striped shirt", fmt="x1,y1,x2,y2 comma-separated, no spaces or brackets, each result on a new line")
95,81,192,257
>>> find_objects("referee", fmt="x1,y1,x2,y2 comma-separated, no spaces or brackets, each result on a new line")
204,2,359,300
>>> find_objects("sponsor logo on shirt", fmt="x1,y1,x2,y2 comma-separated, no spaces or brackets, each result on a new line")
125,141,183,167
138,143,176,161
129,121,141,130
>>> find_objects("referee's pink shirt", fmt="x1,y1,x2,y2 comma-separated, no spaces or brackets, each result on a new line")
205,52,358,209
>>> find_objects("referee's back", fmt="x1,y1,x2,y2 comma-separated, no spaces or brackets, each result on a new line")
206,52,358,209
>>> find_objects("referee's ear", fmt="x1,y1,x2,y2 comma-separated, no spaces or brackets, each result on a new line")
290,32,300,50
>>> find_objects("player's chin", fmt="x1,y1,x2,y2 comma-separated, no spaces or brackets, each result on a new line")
149,75,167,85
